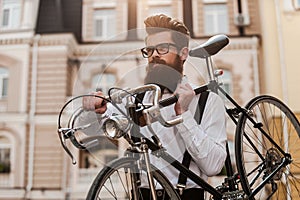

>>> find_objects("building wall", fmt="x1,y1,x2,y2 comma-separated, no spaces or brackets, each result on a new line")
0,36,32,199
259,0,300,113
0,1,261,199
2,0,300,199
192,0,261,37
26,34,77,199
82,0,128,42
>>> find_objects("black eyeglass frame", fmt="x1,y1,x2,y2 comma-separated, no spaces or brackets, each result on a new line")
141,43,179,58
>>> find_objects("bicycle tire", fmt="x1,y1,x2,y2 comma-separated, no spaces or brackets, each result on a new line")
86,156,181,200
235,95,300,200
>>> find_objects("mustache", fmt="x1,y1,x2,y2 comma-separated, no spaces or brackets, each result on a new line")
149,58,166,65
144,64,182,93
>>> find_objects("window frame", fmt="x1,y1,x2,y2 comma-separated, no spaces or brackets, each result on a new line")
221,69,232,94
218,69,233,104
0,0,21,29
203,3,229,35
93,8,116,40
0,134,13,187
0,146,11,174
146,4,172,17
94,15,107,39
91,72,116,95
0,67,9,99
294,0,300,9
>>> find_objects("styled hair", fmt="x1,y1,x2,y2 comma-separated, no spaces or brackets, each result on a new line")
144,14,190,50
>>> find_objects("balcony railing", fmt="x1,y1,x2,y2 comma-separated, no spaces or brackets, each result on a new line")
0,173,11,188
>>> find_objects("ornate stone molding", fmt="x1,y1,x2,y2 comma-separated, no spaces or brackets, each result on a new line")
38,33,78,55
0,30,34,45
191,36,260,51
0,32,79,56
75,41,144,61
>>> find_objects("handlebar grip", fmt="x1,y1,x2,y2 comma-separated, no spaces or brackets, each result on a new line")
159,94,179,107
158,85,209,107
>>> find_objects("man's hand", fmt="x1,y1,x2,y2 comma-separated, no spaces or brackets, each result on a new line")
174,83,195,115
82,91,107,114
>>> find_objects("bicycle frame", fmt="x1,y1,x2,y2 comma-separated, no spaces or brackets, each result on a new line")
193,54,293,198
127,54,294,199
203,53,293,197
214,83,293,199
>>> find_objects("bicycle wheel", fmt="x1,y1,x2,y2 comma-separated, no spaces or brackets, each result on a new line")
87,156,180,200
235,95,300,199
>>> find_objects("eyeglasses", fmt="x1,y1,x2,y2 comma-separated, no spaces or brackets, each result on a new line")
141,43,178,58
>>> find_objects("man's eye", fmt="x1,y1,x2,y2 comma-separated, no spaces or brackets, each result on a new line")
157,47,167,51
146,47,153,53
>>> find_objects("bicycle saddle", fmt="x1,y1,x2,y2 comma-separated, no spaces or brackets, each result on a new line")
189,34,229,58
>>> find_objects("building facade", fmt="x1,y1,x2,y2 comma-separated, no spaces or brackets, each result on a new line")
0,0,299,199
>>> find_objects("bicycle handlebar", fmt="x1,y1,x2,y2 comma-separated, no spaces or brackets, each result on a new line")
158,84,209,107
106,83,212,128
108,84,183,127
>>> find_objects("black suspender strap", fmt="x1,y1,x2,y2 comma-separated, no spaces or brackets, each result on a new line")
177,91,209,195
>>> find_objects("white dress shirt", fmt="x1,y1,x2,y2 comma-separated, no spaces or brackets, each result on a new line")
99,79,227,189
139,89,227,188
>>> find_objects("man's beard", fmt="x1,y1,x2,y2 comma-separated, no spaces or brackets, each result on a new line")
147,55,183,74
144,56,183,93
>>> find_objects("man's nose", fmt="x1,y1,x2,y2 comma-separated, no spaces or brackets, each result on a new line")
151,49,160,57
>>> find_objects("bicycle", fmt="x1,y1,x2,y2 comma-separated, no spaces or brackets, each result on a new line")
57,34,300,200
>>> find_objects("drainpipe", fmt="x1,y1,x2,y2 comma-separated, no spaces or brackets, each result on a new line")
237,0,245,36
274,0,288,103
26,34,40,196
252,36,260,96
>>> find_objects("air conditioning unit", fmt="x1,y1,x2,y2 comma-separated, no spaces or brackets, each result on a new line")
234,13,250,26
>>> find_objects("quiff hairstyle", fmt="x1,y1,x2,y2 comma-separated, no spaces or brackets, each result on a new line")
144,14,190,50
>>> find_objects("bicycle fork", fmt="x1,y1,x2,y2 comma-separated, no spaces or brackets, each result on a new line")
141,143,158,200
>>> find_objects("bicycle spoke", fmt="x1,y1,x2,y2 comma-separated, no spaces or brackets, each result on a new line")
118,169,130,197
235,95,300,200
87,157,180,200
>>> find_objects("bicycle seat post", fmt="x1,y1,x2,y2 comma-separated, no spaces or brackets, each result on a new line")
205,56,215,82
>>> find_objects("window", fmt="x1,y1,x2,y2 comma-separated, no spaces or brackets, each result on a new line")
93,9,116,40
295,0,300,9
221,70,232,94
78,136,118,184
0,135,11,187
219,69,232,102
0,67,8,99
204,3,228,35
79,138,118,169
147,0,172,17
147,5,171,17
0,148,10,173
1,0,21,29
92,73,116,95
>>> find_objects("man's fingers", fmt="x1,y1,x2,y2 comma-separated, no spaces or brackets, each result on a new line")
82,92,106,111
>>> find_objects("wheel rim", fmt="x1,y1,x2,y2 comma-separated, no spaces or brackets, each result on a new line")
90,158,180,200
236,96,300,199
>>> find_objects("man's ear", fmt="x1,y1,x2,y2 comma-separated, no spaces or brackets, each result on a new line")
180,47,189,61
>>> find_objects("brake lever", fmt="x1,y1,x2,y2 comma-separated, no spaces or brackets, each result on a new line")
57,128,77,165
